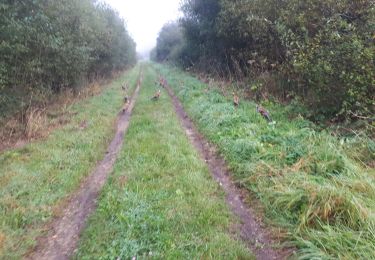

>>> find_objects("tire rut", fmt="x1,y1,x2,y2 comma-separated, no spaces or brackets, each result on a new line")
28,70,143,260
164,84,290,260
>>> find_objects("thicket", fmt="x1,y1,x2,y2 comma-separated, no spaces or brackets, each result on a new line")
154,0,375,121
0,0,136,116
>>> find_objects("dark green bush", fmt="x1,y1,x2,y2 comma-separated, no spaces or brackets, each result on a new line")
156,0,375,121
0,0,136,116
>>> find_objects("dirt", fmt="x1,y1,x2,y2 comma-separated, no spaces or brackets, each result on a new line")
165,85,292,260
28,72,143,260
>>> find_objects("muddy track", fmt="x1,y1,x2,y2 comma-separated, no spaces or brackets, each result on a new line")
165,85,289,260
28,70,143,260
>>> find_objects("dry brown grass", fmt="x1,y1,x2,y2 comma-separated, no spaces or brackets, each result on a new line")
0,80,108,152
25,107,48,139
117,175,128,189
0,232,5,253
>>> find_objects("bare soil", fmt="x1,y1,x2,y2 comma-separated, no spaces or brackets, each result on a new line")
28,72,143,260
165,84,292,260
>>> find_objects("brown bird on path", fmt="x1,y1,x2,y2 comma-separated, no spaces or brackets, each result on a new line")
122,101,129,113
155,77,163,87
233,92,239,107
158,77,167,88
151,89,161,101
159,78,165,87
256,105,272,122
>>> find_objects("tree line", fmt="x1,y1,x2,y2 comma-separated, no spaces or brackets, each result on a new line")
0,0,136,111
152,0,374,122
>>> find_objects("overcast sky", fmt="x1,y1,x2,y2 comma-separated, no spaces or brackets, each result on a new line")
103,0,182,56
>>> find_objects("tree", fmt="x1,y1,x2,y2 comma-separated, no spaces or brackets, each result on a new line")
154,22,184,62
0,0,137,115
158,0,374,121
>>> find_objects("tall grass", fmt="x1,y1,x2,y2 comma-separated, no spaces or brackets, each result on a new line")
0,66,140,259
155,64,375,259
0,78,123,152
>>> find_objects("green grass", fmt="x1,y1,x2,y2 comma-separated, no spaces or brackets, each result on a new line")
154,63,375,259
75,64,253,259
0,66,140,259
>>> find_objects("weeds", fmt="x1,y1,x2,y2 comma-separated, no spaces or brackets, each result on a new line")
24,107,48,139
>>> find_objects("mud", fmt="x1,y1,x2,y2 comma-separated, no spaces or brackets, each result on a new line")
28,71,143,260
165,84,291,260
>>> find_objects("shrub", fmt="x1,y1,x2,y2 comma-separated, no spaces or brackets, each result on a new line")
158,0,375,121
0,0,136,118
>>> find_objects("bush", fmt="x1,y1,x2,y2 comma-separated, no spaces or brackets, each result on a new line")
278,0,375,119
0,0,136,117
157,0,375,121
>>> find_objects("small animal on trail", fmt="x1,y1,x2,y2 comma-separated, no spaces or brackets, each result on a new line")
122,97,130,113
156,76,167,88
151,89,161,101
121,83,128,91
233,92,239,107
122,102,129,113
160,77,167,88
155,78,161,86
256,105,272,122
121,92,131,113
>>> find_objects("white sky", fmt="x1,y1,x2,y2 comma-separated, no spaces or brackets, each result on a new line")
103,0,182,56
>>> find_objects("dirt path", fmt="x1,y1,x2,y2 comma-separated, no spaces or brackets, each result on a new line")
165,85,289,260
28,71,143,260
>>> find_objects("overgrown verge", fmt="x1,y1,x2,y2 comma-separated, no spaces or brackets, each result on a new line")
0,73,126,152
155,64,375,259
0,66,139,259
75,65,253,259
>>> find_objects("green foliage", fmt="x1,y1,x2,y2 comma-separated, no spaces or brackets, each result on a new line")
277,0,375,119
0,0,136,115
156,63,375,259
179,0,223,70
152,22,184,63
0,67,140,259
75,65,252,259
158,0,375,121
